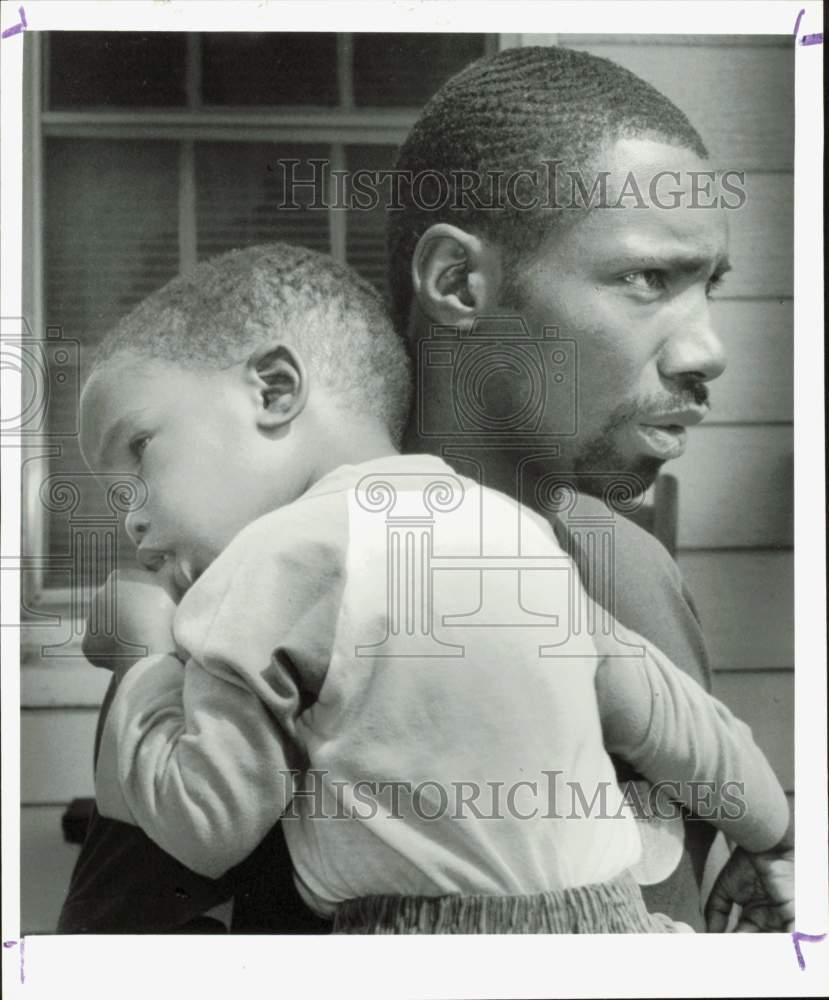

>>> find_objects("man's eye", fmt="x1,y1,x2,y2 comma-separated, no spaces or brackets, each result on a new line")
623,270,666,292
129,435,150,461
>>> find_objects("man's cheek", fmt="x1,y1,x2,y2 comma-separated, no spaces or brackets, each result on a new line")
570,337,626,397
573,383,623,444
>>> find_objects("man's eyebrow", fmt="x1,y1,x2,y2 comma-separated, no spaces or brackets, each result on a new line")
606,247,732,275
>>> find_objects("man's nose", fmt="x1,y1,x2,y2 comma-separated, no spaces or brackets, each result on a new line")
657,301,727,383
125,508,150,547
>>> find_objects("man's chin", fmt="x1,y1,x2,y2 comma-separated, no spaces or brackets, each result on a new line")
570,455,664,504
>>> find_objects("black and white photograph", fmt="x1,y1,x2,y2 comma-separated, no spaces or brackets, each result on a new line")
1,2,825,997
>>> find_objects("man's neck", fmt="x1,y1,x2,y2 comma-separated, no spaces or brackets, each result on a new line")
402,311,551,503
403,421,559,507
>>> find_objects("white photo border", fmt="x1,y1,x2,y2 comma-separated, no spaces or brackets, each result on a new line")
1,2,825,998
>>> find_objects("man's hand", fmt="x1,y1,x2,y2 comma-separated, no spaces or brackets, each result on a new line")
82,567,180,681
705,840,794,932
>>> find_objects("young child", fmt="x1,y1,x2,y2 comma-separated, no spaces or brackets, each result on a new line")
82,242,791,934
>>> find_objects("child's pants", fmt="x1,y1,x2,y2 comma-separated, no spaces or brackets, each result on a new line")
332,870,685,934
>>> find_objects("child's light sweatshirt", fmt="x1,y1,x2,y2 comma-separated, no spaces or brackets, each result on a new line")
96,454,789,917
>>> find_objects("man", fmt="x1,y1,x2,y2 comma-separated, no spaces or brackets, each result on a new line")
383,44,793,933
387,43,729,931
58,44,792,934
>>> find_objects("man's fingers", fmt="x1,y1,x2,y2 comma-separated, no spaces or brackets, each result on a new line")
704,884,734,932
770,897,796,924
734,900,795,933
706,908,730,933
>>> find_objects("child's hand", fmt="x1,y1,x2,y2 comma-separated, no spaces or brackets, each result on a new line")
704,841,794,932
82,567,181,680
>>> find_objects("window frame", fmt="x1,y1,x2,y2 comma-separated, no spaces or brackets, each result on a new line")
22,30,504,644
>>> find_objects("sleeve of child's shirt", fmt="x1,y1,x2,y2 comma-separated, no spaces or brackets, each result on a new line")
94,492,348,879
595,623,790,854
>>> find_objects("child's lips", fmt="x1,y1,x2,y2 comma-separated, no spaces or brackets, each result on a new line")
135,547,195,595
136,547,169,572
172,560,195,593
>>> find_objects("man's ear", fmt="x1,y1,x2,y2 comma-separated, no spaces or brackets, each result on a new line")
245,343,308,429
412,223,501,328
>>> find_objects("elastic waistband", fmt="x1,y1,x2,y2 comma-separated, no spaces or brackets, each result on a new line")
333,870,678,934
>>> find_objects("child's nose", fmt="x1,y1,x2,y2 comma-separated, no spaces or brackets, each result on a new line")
125,508,150,547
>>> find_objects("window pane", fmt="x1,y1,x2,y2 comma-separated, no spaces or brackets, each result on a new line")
43,139,180,588
200,33,338,105
352,33,487,107
345,145,398,293
195,143,331,260
47,32,186,108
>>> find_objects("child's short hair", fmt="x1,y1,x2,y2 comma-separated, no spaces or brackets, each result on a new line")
91,242,413,444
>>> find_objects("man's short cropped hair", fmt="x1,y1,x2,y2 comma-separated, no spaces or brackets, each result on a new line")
91,242,413,445
386,45,708,332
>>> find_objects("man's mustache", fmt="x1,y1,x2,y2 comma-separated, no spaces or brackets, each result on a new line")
604,380,710,430
673,379,709,408
640,383,710,415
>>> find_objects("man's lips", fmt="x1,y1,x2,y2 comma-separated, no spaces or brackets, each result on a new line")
638,406,707,429
633,407,707,460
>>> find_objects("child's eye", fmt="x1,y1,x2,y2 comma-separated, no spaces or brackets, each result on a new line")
706,272,727,299
623,270,666,293
129,435,150,462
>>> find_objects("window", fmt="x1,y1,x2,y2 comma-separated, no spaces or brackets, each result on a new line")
23,31,496,618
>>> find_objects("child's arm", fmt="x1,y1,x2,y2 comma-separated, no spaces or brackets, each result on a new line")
594,622,790,854
94,498,346,880
95,648,301,879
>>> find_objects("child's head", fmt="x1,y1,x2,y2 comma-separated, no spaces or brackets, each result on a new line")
80,242,411,587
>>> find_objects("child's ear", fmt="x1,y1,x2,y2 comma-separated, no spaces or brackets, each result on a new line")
411,223,501,328
246,343,308,429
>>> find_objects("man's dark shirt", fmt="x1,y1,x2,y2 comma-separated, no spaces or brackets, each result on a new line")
58,497,714,933
550,494,716,931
